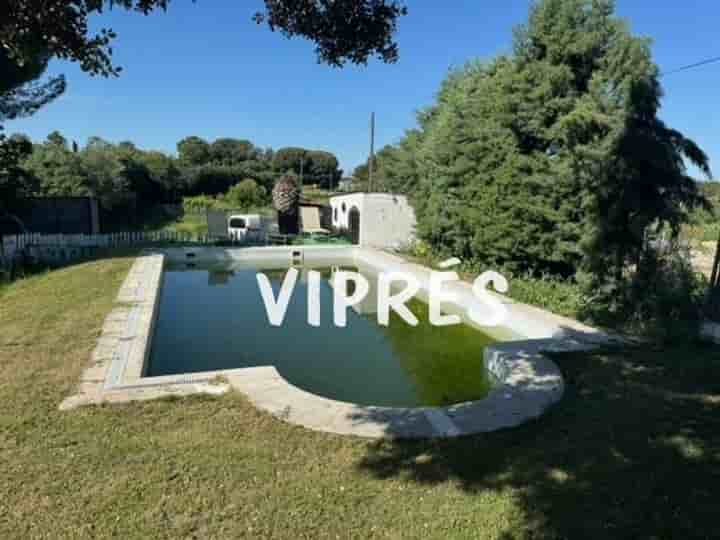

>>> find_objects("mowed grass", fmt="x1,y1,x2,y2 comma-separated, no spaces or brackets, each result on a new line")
160,212,209,236
1,255,720,539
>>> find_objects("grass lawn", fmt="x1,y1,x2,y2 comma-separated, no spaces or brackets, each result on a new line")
160,212,209,236
1,255,720,539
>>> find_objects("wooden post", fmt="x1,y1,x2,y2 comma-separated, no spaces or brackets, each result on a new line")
705,229,720,319
711,229,720,289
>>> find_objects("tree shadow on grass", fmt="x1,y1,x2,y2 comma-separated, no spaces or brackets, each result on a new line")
356,343,720,539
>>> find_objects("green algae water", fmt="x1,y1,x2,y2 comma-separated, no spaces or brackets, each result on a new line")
148,262,498,407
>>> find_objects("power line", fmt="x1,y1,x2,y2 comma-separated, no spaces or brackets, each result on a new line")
661,55,720,77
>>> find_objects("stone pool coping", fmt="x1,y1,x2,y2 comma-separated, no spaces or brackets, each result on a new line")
60,246,624,438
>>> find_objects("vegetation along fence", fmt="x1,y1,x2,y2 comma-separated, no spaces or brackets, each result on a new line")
0,231,219,269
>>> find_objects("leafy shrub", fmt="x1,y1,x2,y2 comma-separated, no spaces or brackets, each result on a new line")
225,179,267,209
407,239,432,261
583,250,706,343
182,164,243,197
182,195,227,213
399,243,586,319
701,223,720,242
507,273,586,320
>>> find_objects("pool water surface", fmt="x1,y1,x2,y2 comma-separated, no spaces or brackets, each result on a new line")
148,261,497,407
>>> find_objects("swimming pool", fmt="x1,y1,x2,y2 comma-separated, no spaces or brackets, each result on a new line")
148,259,500,407
63,246,590,437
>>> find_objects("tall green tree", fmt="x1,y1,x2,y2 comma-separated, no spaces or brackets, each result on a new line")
209,138,257,165
273,147,307,177
0,134,35,217
135,150,182,200
23,141,87,196
225,179,267,209
177,136,211,167
380,0,710,291
3,1,407,78
23,135,181,214
2,0,406,219
353,139,420,193
0,45,65,216
46,130,68,148
272,147,342,187
305,150,342,189
80,140,132,210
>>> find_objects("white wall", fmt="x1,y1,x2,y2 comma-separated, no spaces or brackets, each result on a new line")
330,193,364,230
330,193,416,249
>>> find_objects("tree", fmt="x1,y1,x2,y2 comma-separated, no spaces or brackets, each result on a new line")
256,0,407,66
46,130,68,148
273,147,307,177
135,150,181,200
0,46,65,216
1,41,65,130
270,147,341,187
182,164,242,197
210,138,256,165
353,140,419,193
379,0,709,295
23,141,87,196
177,136,211,167
305,150,342,189
226,179,267,209
2,1,407,77
231,159,275,192
113,144,167,209
0,134,35,216
352,162,369,183
81,142,132,210
22,133,185,221
512,0,710,290
2,0,406,219
117,140,137,153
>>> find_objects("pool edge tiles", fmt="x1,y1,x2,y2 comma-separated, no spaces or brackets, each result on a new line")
60,246,623,439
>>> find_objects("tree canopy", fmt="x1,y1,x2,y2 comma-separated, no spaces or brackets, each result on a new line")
371,0,710,299
0,0,405,216
271,147,342,188
2,0,407,76
177,136,211,168
13,131,341,225
255,0,407,67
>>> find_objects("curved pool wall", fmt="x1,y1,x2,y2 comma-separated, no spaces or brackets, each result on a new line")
60,245,623,438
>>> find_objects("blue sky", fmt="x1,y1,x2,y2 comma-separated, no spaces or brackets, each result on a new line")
6,1,720,178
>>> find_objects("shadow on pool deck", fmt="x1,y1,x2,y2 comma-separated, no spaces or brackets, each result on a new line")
354,341,720,539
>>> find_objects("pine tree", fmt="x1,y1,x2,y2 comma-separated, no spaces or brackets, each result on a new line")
379,0,710,290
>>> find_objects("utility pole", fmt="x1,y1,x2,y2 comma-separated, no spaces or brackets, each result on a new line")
298,156,304,235
368,112,375,192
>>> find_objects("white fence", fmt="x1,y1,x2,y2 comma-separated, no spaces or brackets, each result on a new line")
1,231,208,267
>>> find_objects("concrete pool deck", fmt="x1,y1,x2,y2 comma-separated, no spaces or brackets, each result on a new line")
60,246,624,438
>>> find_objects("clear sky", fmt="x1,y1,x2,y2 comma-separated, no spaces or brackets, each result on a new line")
6,1,720,178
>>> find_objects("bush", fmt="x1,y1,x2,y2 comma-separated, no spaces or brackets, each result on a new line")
408,239,432,261
182,195,227,213
400,242,586,319
224,179,267,209
182,164,242,196
507,273,586,320
583,250,706,343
